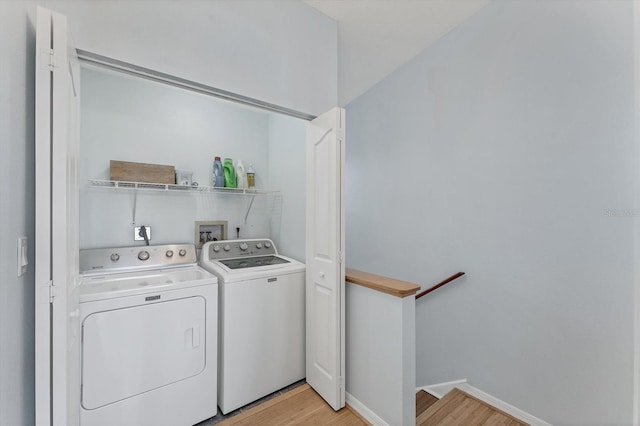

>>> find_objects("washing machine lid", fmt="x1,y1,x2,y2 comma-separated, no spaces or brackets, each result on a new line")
200,256,305,283
219,255,290,270
79,265,217,303
199,238,306,282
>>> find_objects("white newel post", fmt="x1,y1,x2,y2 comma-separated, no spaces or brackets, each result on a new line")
345,270,418,426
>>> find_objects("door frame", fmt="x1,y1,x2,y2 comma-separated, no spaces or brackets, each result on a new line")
35,7,81,425
35,10,344,421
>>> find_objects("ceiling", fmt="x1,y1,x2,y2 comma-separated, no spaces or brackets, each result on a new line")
303,0,491,106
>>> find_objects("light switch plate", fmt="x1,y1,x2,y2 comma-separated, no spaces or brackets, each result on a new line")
17,237,27,277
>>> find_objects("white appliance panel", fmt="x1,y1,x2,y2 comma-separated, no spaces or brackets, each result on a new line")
82,297,206,410
217,261,305,283
79,283,217,426
219,270,305,413
79,266,213,302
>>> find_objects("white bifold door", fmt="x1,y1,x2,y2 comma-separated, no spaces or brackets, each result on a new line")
35,7,80,426
305,107,346,410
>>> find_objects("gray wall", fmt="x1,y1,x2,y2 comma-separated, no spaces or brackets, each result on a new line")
0,2,336,425
45,0,337,117
80,67,307,253
268,113,307,261
345,0,635,424
0,3,37,425
80,67,274,249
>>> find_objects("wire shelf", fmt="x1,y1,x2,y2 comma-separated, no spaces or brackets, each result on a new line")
88,179,276,195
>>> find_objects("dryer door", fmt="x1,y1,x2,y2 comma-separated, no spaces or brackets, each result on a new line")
81,297,206,409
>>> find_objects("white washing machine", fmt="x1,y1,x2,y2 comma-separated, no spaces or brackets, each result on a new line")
199,238,305,414
79,244,217,426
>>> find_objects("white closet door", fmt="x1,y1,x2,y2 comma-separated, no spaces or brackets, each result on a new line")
35,7,80,426
305,107,346,410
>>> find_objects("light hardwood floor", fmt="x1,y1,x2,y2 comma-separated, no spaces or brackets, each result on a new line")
215,384,528,425
217,384,369,426
416,388,529,426
416,390,439,417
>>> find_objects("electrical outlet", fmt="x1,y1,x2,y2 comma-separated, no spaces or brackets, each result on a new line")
134,226,151,241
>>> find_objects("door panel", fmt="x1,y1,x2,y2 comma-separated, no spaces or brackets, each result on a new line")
312,285,332,378
305,107,345,411
312,138,334,259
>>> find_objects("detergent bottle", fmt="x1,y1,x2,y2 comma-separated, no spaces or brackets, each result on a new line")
236,160,247,189
223,158,237,188
213,157,224,188
247,163,256,188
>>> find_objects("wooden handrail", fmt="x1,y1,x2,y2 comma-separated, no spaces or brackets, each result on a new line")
415,272,466,300
346,268,421,298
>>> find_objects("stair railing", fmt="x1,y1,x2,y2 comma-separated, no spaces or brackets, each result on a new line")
415,272,465,300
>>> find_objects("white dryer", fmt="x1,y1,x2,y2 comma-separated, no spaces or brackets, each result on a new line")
199,239,305,414
79,244,217,426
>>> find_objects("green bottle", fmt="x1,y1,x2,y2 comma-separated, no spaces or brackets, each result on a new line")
223,158,237,188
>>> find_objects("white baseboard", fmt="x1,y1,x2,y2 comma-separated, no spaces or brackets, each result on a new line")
418,380,551,426
345,392,389,426
418,378,468,399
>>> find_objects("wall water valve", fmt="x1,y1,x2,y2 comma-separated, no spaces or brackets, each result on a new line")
194,221,228,249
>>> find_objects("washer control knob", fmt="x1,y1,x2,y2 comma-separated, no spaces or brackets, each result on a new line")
256,242,263,249
178,249,187,257
239,242,248,251
138,250,150,261
223,244,231,251
110,253,120,262
264,242,272,248
213,245,221,253
166,250,174,258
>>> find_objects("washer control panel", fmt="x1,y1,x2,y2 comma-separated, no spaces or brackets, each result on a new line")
80,244,197,274
205,239,277,260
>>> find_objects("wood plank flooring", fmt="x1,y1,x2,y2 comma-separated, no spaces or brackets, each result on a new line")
416,388,528,426
213,384,528,426
217,384,369,426
416,390,439,417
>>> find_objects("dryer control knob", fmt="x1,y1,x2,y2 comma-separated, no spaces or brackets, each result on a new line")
213,245,221,253
223,244,231,251
239,242,248,251
264,242,272,248
166,250,174,258
178,249,187,257
138,250,150,261
256,242,263,249
110,253,120,262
